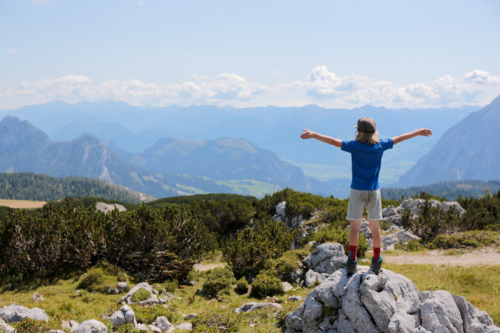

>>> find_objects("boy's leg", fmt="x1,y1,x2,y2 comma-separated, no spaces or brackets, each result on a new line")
349,219,362,260
368,219,381,260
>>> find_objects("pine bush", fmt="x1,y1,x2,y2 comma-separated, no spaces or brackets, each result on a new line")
222,219,296,278
201,267,236,299
250,273,284,298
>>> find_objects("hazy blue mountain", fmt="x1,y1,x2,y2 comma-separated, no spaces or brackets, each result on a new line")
2,101,479,167
0,116,232,198
393,95,500,187
117,137,316,191
51,118,155,152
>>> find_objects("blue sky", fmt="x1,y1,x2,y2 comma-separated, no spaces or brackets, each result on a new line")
1,0,500,109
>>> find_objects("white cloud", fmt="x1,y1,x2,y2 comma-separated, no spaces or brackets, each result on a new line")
274,71,286,75
7,48,16,54
137,0,145,5
1,68,499,110
280,66,500,108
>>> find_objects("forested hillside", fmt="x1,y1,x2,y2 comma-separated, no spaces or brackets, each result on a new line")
0,172,155,203
382,180,500,201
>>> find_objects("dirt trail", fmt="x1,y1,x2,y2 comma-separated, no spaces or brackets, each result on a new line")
383,247,500,266
0,199,46,209
194,263,226,271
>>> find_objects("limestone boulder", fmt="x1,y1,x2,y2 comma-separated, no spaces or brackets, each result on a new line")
0,303,49,323
74,320,108,333
109,305,137,328
285,267,499,333
302,243,347,275
238,302,283,313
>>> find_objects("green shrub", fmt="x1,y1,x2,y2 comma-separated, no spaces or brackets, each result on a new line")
395,239,424,252
313,226,368,259
222,219,296,278
235,277,249,294
163,280,178,293
76,267,118,293
192,308,242,333
264,248,309,281
11,318,59,333
0,203,216,282
250,273,284,298
429,231,499,249
133,305,182,325
201,267,236,299
401,201,462,242
130,288,151,303
116,324,140,333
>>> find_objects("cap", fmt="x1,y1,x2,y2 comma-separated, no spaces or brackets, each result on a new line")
355,117,376,134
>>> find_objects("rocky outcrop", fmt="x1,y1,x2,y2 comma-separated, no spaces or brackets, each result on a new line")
273,201,320,248
285,266,499,333
0,303,49,323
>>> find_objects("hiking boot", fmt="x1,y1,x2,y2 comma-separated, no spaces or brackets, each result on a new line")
369,256,383,275
345,256,357,275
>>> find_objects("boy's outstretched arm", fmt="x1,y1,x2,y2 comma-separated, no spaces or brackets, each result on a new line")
301,129,342,148
392,128,433,145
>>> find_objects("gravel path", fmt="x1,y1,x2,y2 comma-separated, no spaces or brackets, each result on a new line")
383,247,500,266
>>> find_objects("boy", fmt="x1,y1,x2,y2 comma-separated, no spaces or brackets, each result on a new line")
300,117,432,274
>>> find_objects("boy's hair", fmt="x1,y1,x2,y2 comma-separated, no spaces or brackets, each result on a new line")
355,130,380,144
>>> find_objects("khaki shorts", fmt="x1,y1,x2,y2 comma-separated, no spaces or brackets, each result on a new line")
347,188,383,220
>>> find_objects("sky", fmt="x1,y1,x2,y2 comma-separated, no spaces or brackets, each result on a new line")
1,0,500,110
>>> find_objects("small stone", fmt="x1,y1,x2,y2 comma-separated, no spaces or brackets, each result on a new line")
147,325,161,333
153,316,174,332
184,313,197,320
282,282,293,292
287,296,304,302
176,323,192,331
74,320,107,333
31,293,44,302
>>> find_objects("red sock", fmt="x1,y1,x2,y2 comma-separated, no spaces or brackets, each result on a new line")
374,247,381,261
349,245,357,261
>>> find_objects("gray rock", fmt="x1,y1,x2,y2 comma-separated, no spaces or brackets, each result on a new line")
117,282,127,292
452,295,500,333
118,282,158,305
239,302,283,313
288,296,304,302
176,323,192,331
184,313,197,320
396,230,421,243
420,290,464,333
282,282,293,292
0,303,49,323
109,305,136,328
441,202,466,216
31,292,44,302
275,201,286,216
74,320,108,333
383,205,399,218
136,323,148,331
0,320,15,333
285,267,499,333
153,316,174,332
305,269,329,287
51,331,65,333
303,242,347,275
148,325,161,333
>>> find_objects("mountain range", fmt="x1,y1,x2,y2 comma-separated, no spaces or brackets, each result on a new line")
1,101,481,185
394,95,500,187
0,116,350,198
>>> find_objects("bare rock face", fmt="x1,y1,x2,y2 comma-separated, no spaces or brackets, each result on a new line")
109,305,137,328
285,267,498,333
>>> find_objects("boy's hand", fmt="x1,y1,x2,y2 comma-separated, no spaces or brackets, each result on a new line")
301,129,316,139
418,128,433,137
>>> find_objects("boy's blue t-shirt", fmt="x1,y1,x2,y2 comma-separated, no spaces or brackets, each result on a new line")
341,138,394,190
